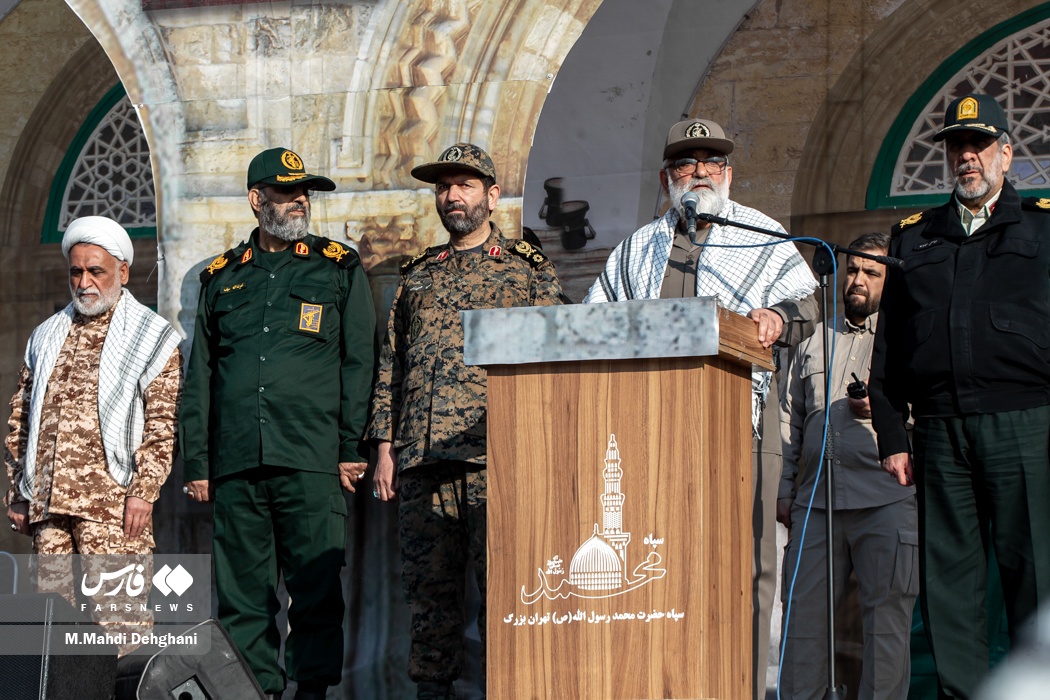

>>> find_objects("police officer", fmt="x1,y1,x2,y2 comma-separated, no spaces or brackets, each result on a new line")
179,148,377,700
870,94,1050,698
368,143,564,699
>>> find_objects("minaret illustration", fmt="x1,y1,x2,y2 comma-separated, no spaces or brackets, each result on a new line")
567,434,634,590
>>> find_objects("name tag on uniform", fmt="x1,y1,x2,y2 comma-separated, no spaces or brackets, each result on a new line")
299,303,322,333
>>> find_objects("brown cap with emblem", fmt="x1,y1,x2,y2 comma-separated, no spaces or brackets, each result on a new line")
247,147,336,192
933,94,1010,143
411,143,497,184
663,118,735,160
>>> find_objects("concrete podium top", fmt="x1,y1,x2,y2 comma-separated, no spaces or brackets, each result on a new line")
462,297,725,366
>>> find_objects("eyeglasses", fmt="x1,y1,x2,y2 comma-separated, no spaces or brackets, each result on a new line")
670,156,729,177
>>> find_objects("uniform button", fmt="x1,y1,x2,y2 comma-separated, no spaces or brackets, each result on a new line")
260,356,266,362
263,326,270,332
267,302,272,307
850,356,856,361
835,432,841,436
259,387,265,393
260,418,267,424
269,273,275,279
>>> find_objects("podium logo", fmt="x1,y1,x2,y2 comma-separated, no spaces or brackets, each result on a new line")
153,564,194,596
520,434,667,604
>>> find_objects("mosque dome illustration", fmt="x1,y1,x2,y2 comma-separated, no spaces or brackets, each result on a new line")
568,524,623,590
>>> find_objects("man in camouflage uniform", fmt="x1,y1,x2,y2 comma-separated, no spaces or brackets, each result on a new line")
369,143,564,699
4,216,182,650
179,148,377,700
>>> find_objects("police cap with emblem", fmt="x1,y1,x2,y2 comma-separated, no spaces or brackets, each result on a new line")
411,143,497,184
663,118,735,160
933,94,1010,143
247,147,336,192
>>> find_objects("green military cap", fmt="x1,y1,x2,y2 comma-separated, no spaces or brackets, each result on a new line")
663,118,735,160
933,94,1010,142
411,143,497,183
247,147,336,191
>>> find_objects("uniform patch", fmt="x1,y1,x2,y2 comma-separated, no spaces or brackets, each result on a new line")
240,248,253,264
220,283,246,294
206,254,229,275
914,239,943,251
441,145,463,163
281,151,304,171
488,245,502,257
957,96,979,121
685,121,709,138
899,212,923,228
411,316,423,340
321,241,348,263
436,250,450,262
299,303,322,333
294,242,310,257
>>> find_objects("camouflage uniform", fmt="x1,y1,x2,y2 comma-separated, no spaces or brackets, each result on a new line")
368,223,563,685
4,306,182,652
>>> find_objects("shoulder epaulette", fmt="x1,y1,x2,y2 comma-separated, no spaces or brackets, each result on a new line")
400,248,436,275
1022,196,1050,212
199,246,242,284
505,239,550,268
312,236,361,270
892,210,928,236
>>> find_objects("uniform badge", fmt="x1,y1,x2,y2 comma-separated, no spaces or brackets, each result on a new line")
321,241,348,262
957,96,979,121
294,242,310,257
240,248,253,264
1036,198,1050,210
220,283,246,294
299,303,322,333
206,254,229,274
685,121,710,138
282,150,304,171
441,145,463,163
436,250,450,262
488,246,501,257
899,212,923,228
514,240,534,255
410,316,423,339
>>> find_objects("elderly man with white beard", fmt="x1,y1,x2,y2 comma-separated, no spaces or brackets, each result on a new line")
5,216,182,557
583,117,818,699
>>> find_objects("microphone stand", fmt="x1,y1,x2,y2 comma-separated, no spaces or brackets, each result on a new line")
696,212,901,700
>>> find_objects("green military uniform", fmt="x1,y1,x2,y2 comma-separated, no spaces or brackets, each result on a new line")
368,224,563,687
179,230,376,693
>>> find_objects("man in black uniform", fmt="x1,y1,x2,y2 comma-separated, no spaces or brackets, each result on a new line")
179,148,377,699
870,93,1050,699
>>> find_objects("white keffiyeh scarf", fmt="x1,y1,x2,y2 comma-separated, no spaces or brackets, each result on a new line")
19,289,181,499
583,202,817,428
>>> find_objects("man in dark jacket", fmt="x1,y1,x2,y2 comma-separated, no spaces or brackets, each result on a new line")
179,148,377,700
869,93,1050,699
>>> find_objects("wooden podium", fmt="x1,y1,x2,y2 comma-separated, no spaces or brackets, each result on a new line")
462,298,772,700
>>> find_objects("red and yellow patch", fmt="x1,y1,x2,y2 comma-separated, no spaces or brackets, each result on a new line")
436,250,450,262
294,242,310,257
240,248,253,264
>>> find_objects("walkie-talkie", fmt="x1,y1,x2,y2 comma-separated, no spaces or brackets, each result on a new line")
846,372,867,399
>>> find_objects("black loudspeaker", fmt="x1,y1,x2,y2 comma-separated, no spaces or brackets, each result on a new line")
0,592,117,700
118,619,266,700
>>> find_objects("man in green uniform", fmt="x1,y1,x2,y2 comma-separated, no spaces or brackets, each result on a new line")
179,148,377,700
369,143,564,699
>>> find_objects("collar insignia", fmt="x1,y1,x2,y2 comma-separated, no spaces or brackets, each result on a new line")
488,245,501,257
436,250,450,262
240,248,253,264
294,242,310,257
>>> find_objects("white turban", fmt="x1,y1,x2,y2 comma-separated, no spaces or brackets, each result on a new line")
61,216,134,266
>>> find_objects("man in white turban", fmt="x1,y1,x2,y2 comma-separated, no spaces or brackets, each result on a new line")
4,216,182,638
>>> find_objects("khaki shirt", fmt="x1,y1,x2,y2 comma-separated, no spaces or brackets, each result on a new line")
5,307,183,526
780,314,914,509
368,225,564,473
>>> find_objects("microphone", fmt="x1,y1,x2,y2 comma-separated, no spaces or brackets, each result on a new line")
696,211,729,226
680,192,699,237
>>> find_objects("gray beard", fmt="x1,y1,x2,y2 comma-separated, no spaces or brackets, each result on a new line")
439,198,490,237
668,174,728,222
71,285,122,316
260,200,310,242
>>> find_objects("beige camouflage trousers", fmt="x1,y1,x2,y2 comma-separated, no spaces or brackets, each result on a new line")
34,515,154,655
